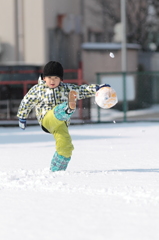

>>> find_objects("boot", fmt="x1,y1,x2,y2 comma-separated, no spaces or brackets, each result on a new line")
50,151,71,172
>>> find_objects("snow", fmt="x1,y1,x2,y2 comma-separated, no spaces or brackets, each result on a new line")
91,103,159,122
0,122,159,240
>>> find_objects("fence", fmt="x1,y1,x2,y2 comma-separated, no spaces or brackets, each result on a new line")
94,71,159,123
0,68,90,122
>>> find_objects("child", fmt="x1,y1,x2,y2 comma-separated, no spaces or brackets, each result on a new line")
17,61,110,172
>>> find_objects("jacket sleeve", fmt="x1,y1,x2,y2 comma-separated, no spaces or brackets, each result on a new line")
68,84,97,100
17,85,38,119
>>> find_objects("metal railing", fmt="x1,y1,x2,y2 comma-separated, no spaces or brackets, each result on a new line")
0,68,90,122
95,71,159,122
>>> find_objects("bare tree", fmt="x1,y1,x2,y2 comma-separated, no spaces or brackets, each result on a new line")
126,0,149,47
88,0,159,50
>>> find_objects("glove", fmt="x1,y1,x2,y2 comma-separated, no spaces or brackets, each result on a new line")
96,84,111,92
19,118,27,130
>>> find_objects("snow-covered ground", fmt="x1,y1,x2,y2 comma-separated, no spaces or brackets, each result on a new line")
0,122,159,240
91,103,159,122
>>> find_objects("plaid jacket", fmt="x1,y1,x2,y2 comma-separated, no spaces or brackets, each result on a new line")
17,77,97,125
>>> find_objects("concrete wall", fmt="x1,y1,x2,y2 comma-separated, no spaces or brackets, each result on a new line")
24,0,45,64
82,43,140,84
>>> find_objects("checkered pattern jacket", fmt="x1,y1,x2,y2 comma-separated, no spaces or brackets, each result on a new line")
17,76,97,125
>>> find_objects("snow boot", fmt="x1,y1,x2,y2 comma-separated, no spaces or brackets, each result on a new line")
54,91,78,120
50,151,71,172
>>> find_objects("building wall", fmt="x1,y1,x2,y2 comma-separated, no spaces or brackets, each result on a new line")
24,0,45,65
0,0,16,63
43,0,81,68
0,0,81,66
82,47,139,84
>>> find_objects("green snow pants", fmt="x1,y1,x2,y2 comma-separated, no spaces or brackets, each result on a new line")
42,104,74,158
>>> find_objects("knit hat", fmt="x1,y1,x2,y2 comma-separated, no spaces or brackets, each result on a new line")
43,61,63,79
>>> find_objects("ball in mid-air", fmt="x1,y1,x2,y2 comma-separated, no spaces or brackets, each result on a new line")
95,87,118,109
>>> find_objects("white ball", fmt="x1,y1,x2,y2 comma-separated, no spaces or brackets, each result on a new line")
95,87,118,109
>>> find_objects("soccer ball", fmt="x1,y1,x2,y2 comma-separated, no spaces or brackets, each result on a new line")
95,87,118,109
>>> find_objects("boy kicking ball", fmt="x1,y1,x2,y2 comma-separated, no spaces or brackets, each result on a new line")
17,61,114,172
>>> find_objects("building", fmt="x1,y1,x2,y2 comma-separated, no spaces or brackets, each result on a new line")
0,0,82,68
0,0,121,69
1,1,159,75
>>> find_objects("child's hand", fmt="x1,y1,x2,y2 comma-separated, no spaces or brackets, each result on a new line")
96,84,111,91
19,118,27,130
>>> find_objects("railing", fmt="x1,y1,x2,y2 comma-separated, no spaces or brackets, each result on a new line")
95,71,159,122
0,68,86,95
0,68,90,121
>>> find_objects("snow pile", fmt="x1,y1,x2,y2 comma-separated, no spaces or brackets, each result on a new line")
0,168,159,204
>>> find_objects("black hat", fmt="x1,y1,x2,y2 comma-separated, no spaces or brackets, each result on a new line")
43,61,63,79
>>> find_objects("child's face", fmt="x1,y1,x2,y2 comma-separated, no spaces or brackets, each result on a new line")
44,76,61,88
